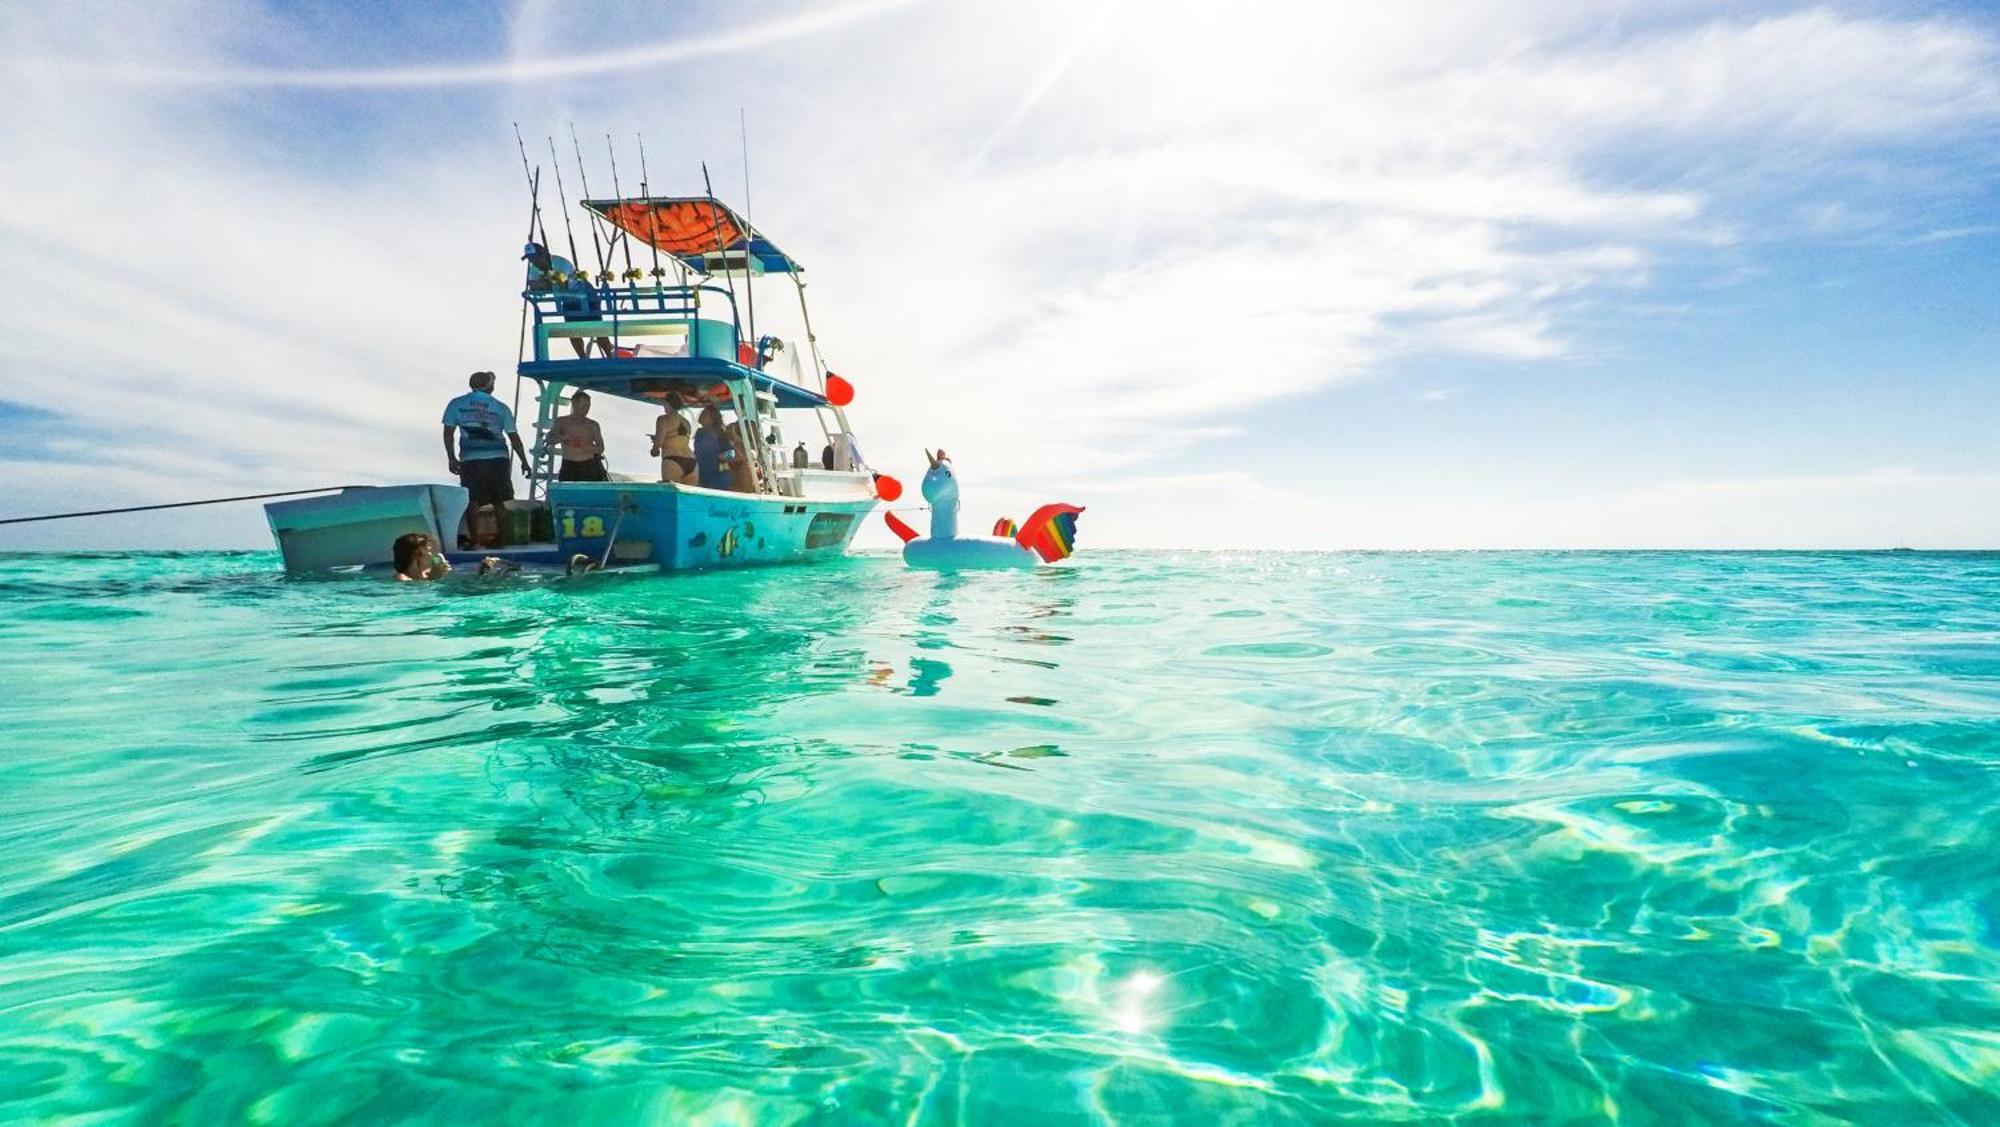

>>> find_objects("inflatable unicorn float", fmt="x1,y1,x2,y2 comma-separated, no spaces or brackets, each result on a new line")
879,450,1082,570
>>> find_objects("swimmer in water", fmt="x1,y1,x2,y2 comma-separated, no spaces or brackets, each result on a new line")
394,533,509,581
393,532,451,581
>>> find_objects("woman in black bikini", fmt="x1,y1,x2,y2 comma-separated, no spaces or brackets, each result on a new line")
651,391,696,484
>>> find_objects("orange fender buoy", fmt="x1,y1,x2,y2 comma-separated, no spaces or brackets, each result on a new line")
874,473,903,502
825,372,855,406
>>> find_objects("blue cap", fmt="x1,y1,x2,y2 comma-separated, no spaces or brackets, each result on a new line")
521,242,544,260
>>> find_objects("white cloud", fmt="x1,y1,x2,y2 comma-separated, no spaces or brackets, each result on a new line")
1495,9,2000,141
1066,468,2000,551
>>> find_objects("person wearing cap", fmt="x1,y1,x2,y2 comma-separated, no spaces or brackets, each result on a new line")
442,371,530,548
522,241,578,294
522,242,610,359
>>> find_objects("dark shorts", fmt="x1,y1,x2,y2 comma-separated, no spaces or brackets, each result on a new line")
459,457,514,506
558,458,608,482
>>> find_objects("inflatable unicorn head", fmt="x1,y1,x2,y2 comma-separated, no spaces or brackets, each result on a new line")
884,449,1083,570
921,449,960,539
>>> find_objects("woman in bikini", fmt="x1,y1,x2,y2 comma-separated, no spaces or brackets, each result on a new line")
651,391,697,484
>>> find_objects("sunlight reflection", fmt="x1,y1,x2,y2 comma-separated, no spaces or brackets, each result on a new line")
1107,969,1165,1035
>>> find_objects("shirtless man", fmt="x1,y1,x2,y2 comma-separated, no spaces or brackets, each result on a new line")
547,391,607,481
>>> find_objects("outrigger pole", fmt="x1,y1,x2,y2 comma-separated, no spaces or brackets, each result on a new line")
605,134,640,285
568,122,611,285
701,159,764,493
738,109,759,354
700,161,740,330
512,164,542,417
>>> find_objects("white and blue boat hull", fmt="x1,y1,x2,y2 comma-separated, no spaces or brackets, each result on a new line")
548,481,873,571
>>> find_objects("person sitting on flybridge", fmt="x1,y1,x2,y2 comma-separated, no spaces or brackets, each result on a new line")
522,242,610,359
546,391,607,482
442,371,529,548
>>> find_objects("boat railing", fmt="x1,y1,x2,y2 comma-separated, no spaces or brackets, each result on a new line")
524,283,740,363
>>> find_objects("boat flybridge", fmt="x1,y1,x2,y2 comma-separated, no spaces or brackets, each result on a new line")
265,192,883,574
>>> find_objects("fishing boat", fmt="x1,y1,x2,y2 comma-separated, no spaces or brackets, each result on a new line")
266,183,883,574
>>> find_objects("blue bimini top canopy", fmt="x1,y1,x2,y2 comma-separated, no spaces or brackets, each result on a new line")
581,196,801,275
517,356,830,409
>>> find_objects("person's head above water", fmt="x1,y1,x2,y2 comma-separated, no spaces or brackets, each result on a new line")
393,532,437,580
568,391,591,416
468,371,497,392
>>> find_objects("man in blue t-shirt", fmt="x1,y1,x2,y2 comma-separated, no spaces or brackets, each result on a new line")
441,371,530,547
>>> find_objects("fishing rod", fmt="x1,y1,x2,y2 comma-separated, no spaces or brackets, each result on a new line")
568,122,612,285
511,123,549,250
0,487,365,527
543,136,585,283
635,133,667,286
515,166,544,267
605,134,640,286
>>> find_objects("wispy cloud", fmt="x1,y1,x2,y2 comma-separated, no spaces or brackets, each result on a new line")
1910,224,2000,245
14,0,921,88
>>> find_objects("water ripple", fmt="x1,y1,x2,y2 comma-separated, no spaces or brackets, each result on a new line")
0,549,1997,1121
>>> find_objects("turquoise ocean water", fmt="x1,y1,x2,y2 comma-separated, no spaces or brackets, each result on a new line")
1,550,1998,1123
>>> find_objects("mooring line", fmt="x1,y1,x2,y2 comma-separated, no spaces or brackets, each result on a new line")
0,486,366,526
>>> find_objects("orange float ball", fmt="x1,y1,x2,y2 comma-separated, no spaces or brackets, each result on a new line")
825,373,855,406
874,474,903,501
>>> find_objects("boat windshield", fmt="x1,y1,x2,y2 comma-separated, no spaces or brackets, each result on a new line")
760,336,806,387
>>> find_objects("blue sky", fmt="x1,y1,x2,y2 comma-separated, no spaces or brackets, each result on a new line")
0,0,1996,549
